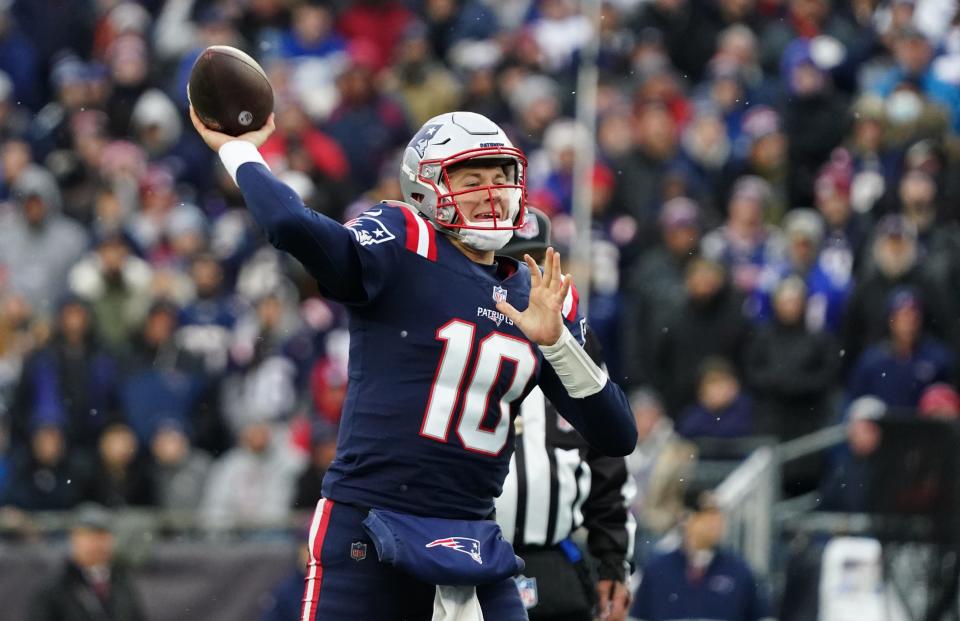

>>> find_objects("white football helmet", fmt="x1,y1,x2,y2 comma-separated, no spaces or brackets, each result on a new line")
400,112,527,251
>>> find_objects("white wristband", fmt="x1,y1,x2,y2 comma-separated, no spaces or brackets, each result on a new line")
538,328,608,398
218,140,269,185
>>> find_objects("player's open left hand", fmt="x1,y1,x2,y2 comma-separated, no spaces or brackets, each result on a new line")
496,247,571,347
189,104,275,152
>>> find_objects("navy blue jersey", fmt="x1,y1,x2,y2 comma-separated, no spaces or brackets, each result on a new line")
234,160,636,519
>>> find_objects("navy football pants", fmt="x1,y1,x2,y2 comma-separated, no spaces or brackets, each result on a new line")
301,498,529,620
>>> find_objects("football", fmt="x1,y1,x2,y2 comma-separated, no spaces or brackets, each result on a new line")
188,45,274,136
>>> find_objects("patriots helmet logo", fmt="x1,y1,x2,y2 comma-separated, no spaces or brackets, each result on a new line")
411,123,443,158
425,537,483,565
492,286,507,304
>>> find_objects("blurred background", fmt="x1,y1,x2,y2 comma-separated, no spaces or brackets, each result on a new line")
1,0,960,619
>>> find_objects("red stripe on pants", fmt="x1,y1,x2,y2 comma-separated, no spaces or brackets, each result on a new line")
300,498,333,621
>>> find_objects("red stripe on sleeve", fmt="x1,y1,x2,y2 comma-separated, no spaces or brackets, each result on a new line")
400,206,420,254
564,284,579,322
425,219,438,261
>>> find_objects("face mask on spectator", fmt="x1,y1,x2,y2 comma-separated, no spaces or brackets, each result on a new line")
886,90,923,124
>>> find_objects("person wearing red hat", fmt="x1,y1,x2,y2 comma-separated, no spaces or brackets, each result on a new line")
918,383,960,419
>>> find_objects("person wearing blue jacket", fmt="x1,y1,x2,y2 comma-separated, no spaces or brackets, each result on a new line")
630,490,771,621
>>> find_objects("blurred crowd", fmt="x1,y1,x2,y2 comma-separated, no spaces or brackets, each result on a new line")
0,0,959,534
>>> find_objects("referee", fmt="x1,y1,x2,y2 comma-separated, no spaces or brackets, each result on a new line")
496,208,636,621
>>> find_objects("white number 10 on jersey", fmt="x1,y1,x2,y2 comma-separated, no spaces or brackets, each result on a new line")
420,319,538,455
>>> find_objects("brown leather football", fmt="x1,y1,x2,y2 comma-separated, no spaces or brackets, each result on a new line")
188,46,274,136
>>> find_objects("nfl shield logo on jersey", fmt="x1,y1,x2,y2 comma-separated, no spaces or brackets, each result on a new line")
514,575,538,609
492,286,507,304
350,541,367,561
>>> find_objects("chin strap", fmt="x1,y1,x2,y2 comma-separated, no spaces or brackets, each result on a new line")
457,227,513,251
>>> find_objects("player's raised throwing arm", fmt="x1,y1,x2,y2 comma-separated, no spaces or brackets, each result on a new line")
497,249,638,457
190,107,372,304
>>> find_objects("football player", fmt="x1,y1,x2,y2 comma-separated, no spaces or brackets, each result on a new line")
190,107,637,620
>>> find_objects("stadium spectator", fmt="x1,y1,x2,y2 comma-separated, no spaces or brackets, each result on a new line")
200,421,306,530
422,0,498,62
128,164,207,269
630,489,770,621
780,38,850,208
754,208,853,332
150,420,211,512
652,257,749,417
842,96,899,215
813,153,872,273
387,22,462,130
176,253,241,375
746,276,839,492
676,108,733,215
627,388,698,564
757,0,859,79
10,296,121,452
846,287,955,409
323,43,411,192
4,423,89,511
842,215,954,366
872,25,960,132
83,422,154,508
631,0,723,83
745,276,839,439
725,106,789,218
678,357,754,440
334,0,414,71
623,197,702,387
220,290,301,437
104,34,151,139
120,299,208,446
68,231,153,353
0,165,88,318
27,502,148,621
259,99,351,217
277,1,346,62
701,175,785,304
610,102,681,239
818,395,887,512
899,170,960,299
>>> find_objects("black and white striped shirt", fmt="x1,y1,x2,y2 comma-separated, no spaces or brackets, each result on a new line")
496,333,636,580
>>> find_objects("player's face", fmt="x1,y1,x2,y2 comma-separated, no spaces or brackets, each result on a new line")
446,164,510,223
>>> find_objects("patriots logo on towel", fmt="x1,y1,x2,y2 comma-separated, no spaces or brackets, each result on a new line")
425,537,483,565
